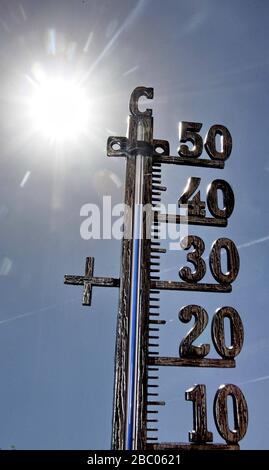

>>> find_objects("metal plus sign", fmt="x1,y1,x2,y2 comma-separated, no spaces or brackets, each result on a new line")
64,257,120,306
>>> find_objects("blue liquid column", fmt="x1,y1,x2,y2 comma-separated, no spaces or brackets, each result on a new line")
126,150,143,450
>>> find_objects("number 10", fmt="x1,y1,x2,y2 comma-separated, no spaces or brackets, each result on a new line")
186,384,248,444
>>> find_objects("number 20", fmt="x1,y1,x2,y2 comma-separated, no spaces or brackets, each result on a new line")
179,305,244,359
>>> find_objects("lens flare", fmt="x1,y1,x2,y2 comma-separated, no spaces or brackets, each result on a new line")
30,77,89,142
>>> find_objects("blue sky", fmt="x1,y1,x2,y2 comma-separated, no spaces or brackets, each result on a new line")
0,0,269,449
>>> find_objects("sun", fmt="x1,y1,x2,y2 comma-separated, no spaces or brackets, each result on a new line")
29,76,89,143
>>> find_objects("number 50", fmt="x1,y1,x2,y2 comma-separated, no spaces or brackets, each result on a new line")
178,122,232,161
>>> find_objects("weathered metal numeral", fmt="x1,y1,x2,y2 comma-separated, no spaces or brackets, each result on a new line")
214,384,248,443
178,305,210,358
179,305,244,359
205,125,232,161
178,177,206,217
178,122,232,161
209,238,240,284
186,384,248,444
178,122,203,158
180,237,239,285
207,179,235,219
179,236,206,283
179,177,234,220
212,307,244,358
185,384,213,443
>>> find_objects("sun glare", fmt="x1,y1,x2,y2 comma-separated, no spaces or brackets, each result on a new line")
30,77,89,143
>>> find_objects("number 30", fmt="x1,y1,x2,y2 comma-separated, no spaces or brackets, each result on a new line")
179,236,240,285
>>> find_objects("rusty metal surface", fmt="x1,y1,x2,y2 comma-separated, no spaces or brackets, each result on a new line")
131,87,154,450
209,238,240,284
110,129,136,450
179,305,210,358
147,442,239,450
156,213,228,227
151,280,232,293
207,179,235,219
214,384,248,444
212,307,244,359
148,357,235,368
186,384,213,443
154,154,225,169
179,236,206,283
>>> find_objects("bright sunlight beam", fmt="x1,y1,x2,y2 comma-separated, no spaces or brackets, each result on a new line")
29,77,89,143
